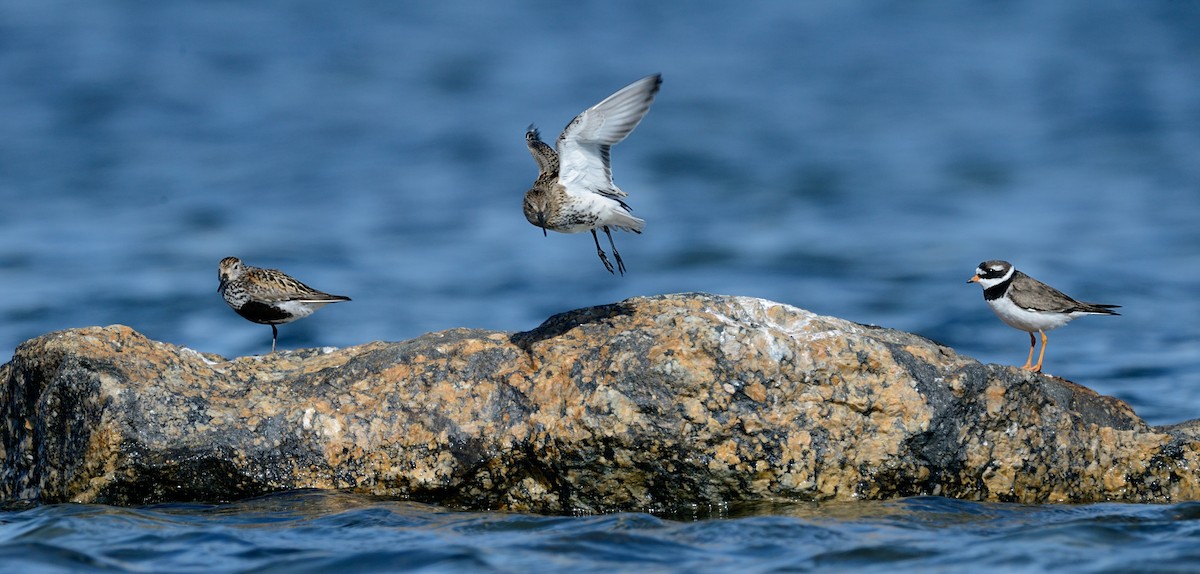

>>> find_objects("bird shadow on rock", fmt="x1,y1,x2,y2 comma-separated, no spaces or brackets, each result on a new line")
509,301,637,354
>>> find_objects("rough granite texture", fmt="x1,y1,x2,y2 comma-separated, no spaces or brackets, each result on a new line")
2,293,1198,513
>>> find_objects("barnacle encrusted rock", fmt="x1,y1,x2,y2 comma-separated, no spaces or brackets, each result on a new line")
2,293,1197,512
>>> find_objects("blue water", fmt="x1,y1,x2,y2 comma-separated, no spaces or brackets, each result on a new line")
4,491,1200,574
2,1,1200,571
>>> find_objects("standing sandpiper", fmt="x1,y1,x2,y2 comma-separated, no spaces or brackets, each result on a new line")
968,260,1119,373
217,256,350,353
523,74,662,275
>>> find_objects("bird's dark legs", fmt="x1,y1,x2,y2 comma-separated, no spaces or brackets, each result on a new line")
271,324,279,353
602,226,626,276
591,229,615,274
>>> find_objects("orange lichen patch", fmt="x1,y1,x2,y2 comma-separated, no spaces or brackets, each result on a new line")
711,439,743,468
742,380,769,403
984,382,1007,414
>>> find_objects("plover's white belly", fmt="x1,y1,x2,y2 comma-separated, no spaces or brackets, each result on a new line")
986,296,1077,332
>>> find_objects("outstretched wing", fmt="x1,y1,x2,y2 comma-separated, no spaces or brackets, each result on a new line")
556,74,661,199
525,125,559,176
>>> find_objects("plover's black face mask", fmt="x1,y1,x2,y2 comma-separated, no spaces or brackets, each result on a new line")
977,266,1006,280
968,260,1013,285
975,261,1011,280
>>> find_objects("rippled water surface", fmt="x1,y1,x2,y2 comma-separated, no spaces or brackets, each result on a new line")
3,1,1200,572
4,492,1200,574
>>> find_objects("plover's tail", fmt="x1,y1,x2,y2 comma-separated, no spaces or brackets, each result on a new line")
1073,302,1120,316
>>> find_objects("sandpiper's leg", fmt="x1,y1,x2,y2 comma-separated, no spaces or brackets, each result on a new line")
1031,330,1048,373
602,226,626,276
1021,331,1036,370
271,324,279,353
591,229,615,274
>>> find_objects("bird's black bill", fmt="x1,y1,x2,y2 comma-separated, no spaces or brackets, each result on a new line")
538,213,547,236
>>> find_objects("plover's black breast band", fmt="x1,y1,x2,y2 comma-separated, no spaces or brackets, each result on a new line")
983,276,1013,302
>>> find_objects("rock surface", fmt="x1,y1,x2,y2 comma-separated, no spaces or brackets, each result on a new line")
2,293,1198,512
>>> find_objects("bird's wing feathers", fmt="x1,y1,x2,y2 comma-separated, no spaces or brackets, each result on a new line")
247,268,348,303
525,125,559,176
556,74,661,199
1008,271,1118,314
1006,272,1077,312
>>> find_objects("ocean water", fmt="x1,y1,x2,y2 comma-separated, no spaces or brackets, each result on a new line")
2,1,1200,572
4,491,1200,574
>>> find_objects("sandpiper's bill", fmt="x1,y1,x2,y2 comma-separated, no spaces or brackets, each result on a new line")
968,260,1119,373
523,74,662,275
217,256,350,353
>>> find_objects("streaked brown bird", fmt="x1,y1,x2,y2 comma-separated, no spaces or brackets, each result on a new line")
523,74,662,275
217,256,350,353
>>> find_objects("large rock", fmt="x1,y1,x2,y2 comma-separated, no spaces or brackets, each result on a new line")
2,293,1197,512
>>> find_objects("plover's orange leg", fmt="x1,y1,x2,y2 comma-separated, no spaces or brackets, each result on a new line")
1020,331,1037,370
590,229,616,274
1031,330,1049,373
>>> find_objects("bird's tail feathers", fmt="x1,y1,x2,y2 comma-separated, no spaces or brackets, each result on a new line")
606,210,645,234
1075,303,1120,315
